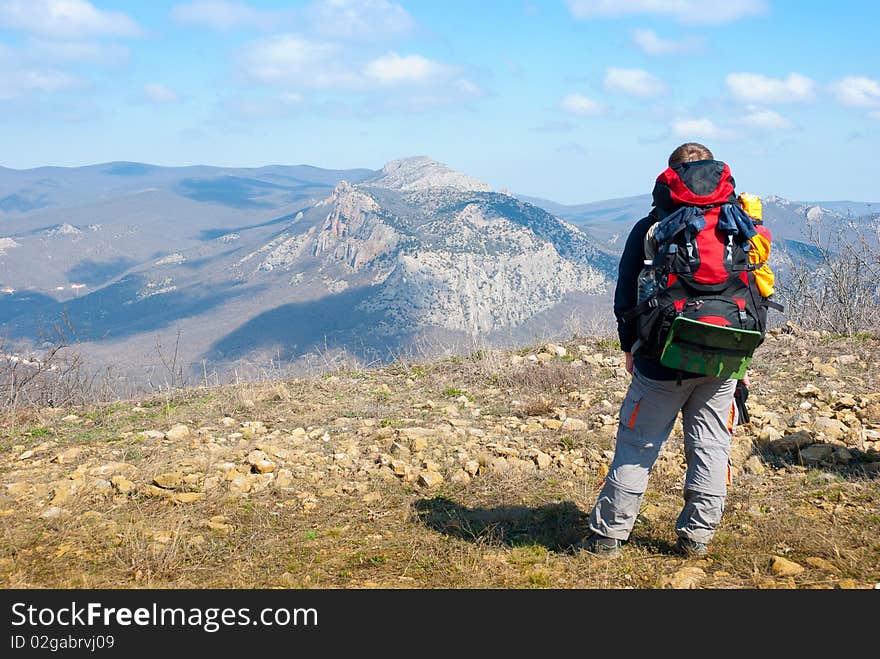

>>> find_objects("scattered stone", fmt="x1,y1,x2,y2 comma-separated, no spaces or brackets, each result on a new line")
228,475,253,495
768,431,814,455
165,424,190,441
252,459,277,474
463,460,480,476
51,448,82,464
805,557,840,573
812,362,839,377
661,566,706,589
743,455,767,475
153,472,184,490
144,485,173,498
206,517,234,534
530,450,552,470
6,482,31,497
561,417,587,431
812,417,848,442
770,556,805,576
39,507,69,519
275,469,293,488
172,492,206,504
796,384,822,398
542,419,563,431
418,470,444,488
111,477,135,495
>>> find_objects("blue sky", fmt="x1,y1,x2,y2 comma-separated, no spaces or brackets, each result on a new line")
0,0,878,203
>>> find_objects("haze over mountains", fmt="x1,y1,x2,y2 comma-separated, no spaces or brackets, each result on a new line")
0,157,874,381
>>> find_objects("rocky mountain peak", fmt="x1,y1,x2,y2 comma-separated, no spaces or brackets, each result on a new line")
365,156,492,193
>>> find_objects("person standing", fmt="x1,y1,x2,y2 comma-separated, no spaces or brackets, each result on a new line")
579,142,743,558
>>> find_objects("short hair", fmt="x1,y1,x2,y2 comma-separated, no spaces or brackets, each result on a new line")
668,142,714,167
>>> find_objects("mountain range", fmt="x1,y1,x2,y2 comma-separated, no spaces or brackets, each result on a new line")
0,156,875,381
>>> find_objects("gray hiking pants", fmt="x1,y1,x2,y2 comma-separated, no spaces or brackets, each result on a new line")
589,368,737,545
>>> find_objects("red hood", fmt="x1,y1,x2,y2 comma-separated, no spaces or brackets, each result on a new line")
653,160,736,210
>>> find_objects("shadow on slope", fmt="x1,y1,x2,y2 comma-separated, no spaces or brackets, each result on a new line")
0,291,58,327
6,275,261,343
412,496,589,552
66,257,138,287
205,284,391,363
198,206,311,241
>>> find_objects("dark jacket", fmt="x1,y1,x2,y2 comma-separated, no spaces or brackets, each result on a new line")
615,159,738,381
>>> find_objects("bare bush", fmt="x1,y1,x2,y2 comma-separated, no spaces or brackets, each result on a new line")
777,212,880,337
0,333,96,423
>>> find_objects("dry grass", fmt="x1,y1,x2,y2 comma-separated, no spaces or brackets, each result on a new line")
1,332,879,589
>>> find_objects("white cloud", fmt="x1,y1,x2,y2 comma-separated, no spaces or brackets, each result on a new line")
0,67,81,99
565,0,766,25
832,76,880,108
632,29,702,56
305,0,414,41
239,34,357,89
741,106,793,130
672,118,724,140
237,34,478,110
171,1,285,32
173,0,414,40
603,67,665,97
726,72,815,104
364,52,448,85
143,83,179,104
0,0,141,39
560,93,604,115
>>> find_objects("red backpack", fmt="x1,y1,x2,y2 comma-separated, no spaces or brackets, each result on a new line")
624,161,783,376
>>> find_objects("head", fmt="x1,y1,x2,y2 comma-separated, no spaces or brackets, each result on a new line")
668,142,714,168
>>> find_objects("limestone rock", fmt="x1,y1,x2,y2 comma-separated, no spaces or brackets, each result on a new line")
770,556,805,576
768,431,814,455
561,417,587,431
805,557,840,573
743,455,767,475
661,566,706,589
165,424,190,441
812,417,848,442
39,506,69,519
799,444,833,465
418,470,444,488
172,492,206,504
153,472,184,490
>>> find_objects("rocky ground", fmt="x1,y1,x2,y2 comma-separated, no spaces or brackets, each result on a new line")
1,324,879,589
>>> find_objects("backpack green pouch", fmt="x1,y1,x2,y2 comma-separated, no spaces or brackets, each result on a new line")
659,317,762,379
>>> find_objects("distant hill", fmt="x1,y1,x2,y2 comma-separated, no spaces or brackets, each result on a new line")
1,158,616,379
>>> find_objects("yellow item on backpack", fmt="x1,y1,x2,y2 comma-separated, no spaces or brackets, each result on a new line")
738,192,762,222
738,193,775,297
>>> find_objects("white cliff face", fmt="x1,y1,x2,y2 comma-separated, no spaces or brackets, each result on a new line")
311,182,400,269
242,156,612,337
365,156,491,193
359,244,606,334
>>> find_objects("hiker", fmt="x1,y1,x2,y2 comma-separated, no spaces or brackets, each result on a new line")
578,142,770,558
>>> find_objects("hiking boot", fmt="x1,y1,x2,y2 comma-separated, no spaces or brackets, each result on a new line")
574,533,622,558
675,536,708,558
